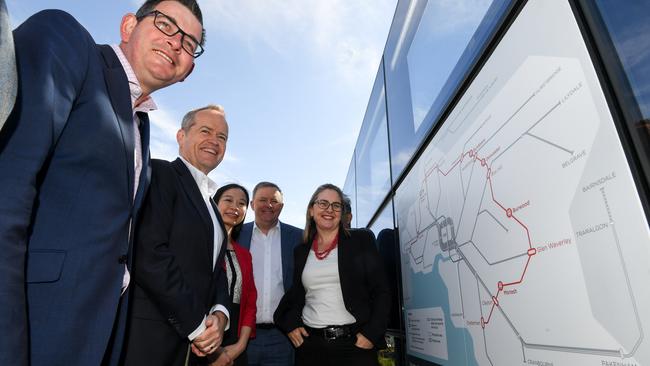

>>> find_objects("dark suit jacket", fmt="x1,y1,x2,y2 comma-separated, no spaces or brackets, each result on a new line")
274,229,391,349
0,10,149,366
124,158,229,366
238,221,303,292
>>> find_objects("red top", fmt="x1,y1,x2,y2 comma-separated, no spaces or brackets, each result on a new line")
228,241,258,338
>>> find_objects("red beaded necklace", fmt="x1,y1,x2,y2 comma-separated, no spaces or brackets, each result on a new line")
312,235,339,260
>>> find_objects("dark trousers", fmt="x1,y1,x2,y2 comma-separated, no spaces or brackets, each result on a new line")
295,333,378,366
247,327,294,366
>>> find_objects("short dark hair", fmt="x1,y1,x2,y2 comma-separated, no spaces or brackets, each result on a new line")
342,194,352,215
136,0,206,45
252,181,282,199
214,183,250,241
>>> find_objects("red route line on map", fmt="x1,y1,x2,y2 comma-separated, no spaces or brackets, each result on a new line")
425,148,536,329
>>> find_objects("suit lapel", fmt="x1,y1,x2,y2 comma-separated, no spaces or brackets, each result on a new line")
337,231,351,299
172,159,214,264
210,197,228,272
295,243,310,279
98,44,135,203
239,224,253,250
280,223,294,291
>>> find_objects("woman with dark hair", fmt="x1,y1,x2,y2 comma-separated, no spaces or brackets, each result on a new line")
273,183,391,366
211,183,257,366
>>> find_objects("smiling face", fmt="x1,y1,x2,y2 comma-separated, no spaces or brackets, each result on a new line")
217,187,249,231
251,186,284,229
119,1,202,95
309,188,342,233
176,108,228,175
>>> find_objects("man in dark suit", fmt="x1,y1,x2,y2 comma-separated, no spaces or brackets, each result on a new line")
124,104,232,365
0,1,204,365
237,182,304,366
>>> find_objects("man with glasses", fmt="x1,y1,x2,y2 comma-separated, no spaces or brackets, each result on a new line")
238,182,303,366
0,1,204,366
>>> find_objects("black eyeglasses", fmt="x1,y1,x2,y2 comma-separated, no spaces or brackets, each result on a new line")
138,10,204,58
313,200,343,212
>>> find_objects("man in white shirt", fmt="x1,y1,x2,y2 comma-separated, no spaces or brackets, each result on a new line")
238,182,304,366
123,105,232,366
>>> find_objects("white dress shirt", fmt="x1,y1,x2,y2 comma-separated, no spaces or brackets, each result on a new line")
250,221,284,324
110,45,157,295
301,247,356,327
179,157,230,339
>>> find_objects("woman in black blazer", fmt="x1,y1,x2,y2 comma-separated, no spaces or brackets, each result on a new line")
274,183,390,366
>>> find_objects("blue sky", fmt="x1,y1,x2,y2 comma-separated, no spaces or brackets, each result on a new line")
6,0,397,228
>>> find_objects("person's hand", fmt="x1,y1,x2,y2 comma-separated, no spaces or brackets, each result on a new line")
287,327,309,348
208,347,234,366
222,343,243,360
192,313,226,356
355,333,374,349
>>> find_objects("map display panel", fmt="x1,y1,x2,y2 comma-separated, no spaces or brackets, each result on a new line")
396,1,650,365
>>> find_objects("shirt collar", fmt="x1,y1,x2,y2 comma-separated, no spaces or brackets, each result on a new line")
253,220,281,234
179,156,219,199
111,44,157,113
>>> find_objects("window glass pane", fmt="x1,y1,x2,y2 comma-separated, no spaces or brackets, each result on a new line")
369,200,394,239
384,0,511,180
343,155,357,228
407,1,492,132
594,0,650,119
369,199,403,331
355,60,391,227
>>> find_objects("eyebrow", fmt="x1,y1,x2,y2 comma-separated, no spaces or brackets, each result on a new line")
154,8,181,27
157,9,201,43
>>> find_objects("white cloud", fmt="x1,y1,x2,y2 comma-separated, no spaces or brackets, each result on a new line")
148,107,180,161
617,21,650,69
424,0,492,35
201,0,394,86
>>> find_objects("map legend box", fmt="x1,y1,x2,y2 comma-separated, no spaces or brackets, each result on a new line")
407,307,448,360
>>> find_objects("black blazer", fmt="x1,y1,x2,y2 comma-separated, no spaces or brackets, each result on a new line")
124,158,229,366
274,229,391,348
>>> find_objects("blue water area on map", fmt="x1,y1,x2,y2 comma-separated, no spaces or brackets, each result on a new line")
405,254,479,366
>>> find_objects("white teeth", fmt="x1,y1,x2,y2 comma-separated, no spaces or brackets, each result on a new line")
153,49,173,64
